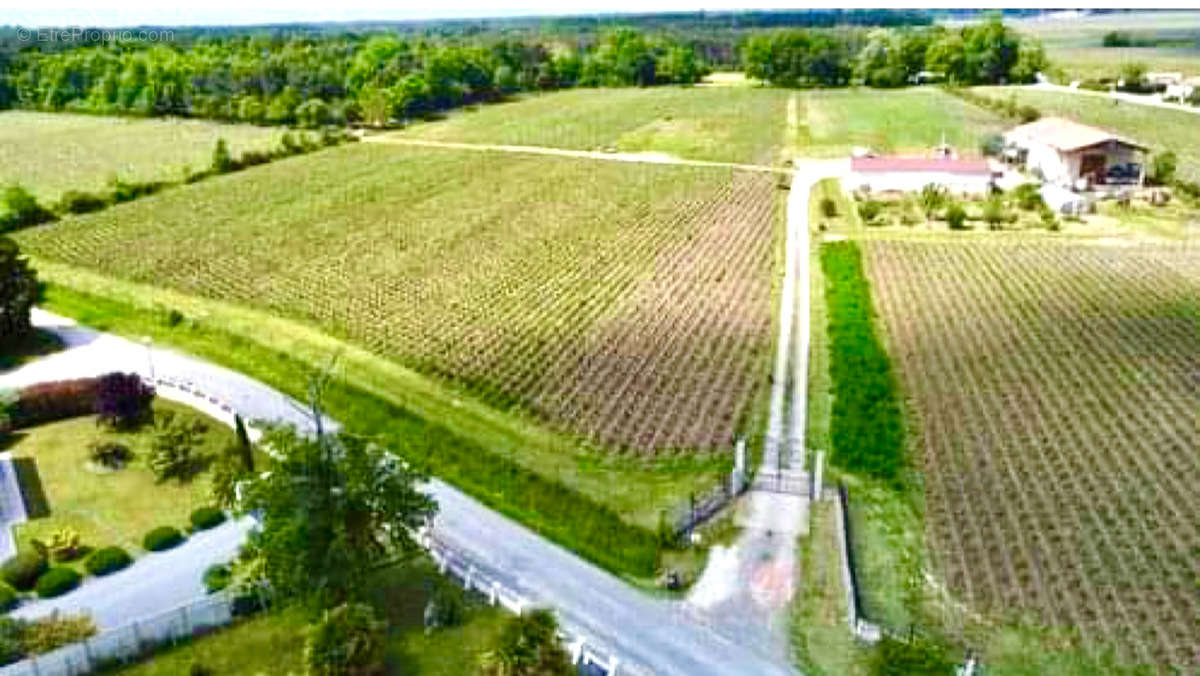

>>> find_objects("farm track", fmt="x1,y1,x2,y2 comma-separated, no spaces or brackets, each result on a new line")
867,239,1200,667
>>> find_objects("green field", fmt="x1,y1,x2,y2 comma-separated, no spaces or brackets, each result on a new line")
0,112,280,203
12,401,234,557
399,86,793,165
797,88,1008,158
973,86,1200,182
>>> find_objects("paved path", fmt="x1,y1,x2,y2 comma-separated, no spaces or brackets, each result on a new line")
363,135,789,174
1024,82,1200,116
0,455,27,560
5,310,797,675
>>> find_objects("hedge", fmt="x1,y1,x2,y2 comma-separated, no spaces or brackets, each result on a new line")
202,564,231,594
0,551,47,591
9,378,99,429
143,526,185,552
35,567,81,598
84,546,132,576
0,583,16,611
821,241,904,484
189,507,227,531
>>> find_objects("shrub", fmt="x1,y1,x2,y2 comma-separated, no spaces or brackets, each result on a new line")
22,613,96,654
47,528,82,562
211,138,234,174
304,603,386,675
1150,152,1177,186
0,583,16,612
88,441,132,469
946,203,967,230
11,377,98,428
149,411,208,482
95,372,155,429
190,507,227,531
85,546,132,576
0,617,24,666
1017,105,1040,123
108,176,164,204
0,185,56,233
55,190,109,215
982,197,1009,229
428,582,466,629
918,183,948,215
857,200,882,223
1040,206,1060,231
202,564,231,593
866,634,955,676
819,197,837,218
1012,183,1044,211
979,134,1004,157
34,567,81,598
143,526,185,552
1,551,47,591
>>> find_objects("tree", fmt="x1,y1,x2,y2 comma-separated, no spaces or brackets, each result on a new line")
233,423,435,609
1149,151,1177,185
297,98,332,128
0,238,38,347
148,410,207,482
1119,62,1147,89
0,186,56,233
304,602,386,675
211,138,233,174
865,634,955,676
95,372,155,429
477,609,573,676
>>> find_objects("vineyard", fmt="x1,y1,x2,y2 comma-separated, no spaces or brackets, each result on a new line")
865,238,1200,667
16,143,780,456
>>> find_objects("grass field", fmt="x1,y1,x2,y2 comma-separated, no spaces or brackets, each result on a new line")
107,560,506,675
865,237,1200,668
11,401,234,557
797,88,1008,158
973,87,1200,182
0,112,280,203
398,86,793,164
16,143,779,458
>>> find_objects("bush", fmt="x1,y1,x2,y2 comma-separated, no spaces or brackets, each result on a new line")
108,176,165,204
428,582,466,629
304,603,386,675
95,372,154,429
1150,152,1177,186
149,411,208,482
21,614,96,654
982,197,1009,229
11,377,98,428
85,546,132,576
857,200,882,223
143,526,185,552
47,528,82,562
1012,183,1044,211
0,583,16,612
0,617,24,666
211,138,234,174
34,567,81,598
979,133,1004,157
202,564,231,594
190,507,227,531
1040,206,1060,231
946,203,967,230
1,551,47,591
866,634,955,676
918,183,948,215
55,190,109,215
1017,105,1040,123
819,197,837,218
0,185,56,233
88,441,132,469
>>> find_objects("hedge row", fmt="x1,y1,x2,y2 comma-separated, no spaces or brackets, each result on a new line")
943,86,1041,124
34,567,81,598
143,526,185,552
85,546,132,576
4,372,154,431
821,241,905,484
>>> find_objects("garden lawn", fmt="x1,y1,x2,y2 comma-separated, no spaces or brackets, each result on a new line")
798,88,1008,158
11,400,235,558
397,86,793,164
0,111,280,204
106,561,506,676
973,86,1200,182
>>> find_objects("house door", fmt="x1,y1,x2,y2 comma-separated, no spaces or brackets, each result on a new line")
1080,154,1105,184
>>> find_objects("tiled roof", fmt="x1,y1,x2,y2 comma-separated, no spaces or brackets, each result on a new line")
850,156,992,174
1005,116,1148,152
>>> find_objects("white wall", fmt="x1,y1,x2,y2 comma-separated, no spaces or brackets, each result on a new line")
850,171,992,195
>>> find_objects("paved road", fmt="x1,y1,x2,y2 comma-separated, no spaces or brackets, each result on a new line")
7,310,797,675
363,135,789,174
1024,82,1200,116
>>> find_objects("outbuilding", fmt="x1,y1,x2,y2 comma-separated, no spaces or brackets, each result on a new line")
849,156,995,195
1003,117,1148,190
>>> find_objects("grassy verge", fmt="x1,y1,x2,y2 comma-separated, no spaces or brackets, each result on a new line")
809,177,860,238
790,501,865,675
11,401,234,561
0,329,64,372
104,560,507,676
36,274,666,580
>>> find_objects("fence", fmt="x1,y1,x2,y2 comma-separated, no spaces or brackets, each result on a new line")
0,595,233,676
833,482,881,643
669,439,749,537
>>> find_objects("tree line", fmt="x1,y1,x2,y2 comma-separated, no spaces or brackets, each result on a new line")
744,15,1047,88
1,28,707,126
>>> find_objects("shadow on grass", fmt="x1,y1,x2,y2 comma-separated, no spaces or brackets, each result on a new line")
12,457,50,519
0,329,66,373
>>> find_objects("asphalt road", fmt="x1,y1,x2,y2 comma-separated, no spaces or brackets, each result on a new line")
6,310,798,675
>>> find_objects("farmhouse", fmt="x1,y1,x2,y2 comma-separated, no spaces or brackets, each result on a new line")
849,156,995,195
1003,117,1148,190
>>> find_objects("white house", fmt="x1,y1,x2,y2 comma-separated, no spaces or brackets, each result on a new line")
1003,117,1148,190
849,156,994,195
1164,78,1199,103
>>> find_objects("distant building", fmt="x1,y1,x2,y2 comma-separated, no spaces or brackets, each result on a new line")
1003,117,1148,190
849,156,995,195
1164,79,1198,103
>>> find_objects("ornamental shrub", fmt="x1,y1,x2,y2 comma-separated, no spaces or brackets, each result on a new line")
85,546,132,576
0,583,16,612
143,526,185,552
857,200,882,223
11,378,98,428
190,507,227,531
34,567,81,598
202,564,231,594
946,203,967,230
95,372,155,429
819,197,837,218
0,551,47,591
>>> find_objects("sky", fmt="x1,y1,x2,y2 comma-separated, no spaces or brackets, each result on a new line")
0,1,1091,29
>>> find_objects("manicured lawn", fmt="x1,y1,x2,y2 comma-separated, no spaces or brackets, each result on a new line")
798,88,1008,158
973,86,1200,182
398,86,793,164
11,400,235,558
108,561,506,676
0,111,280,203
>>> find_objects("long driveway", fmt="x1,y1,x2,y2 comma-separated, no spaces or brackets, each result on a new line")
1024,82,1200,116
6,310,796,675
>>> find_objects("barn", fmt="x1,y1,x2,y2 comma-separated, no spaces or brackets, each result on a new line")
848,156,995,195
